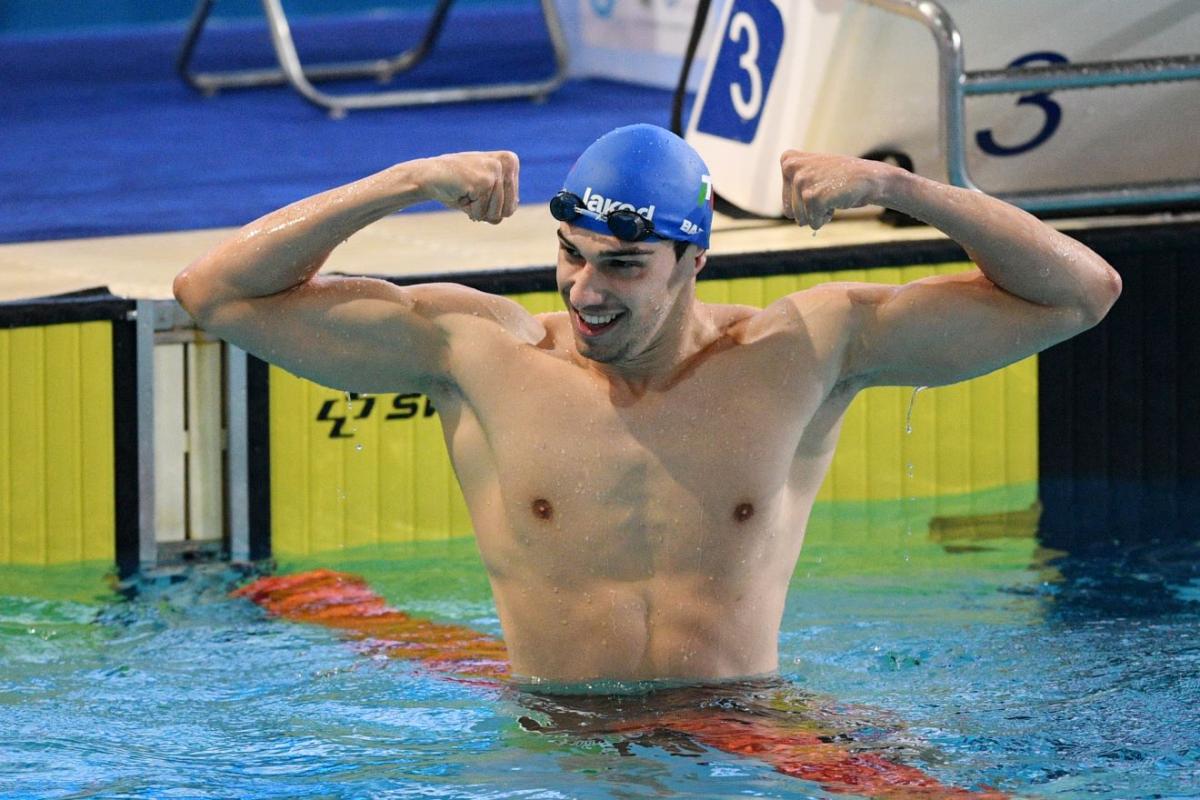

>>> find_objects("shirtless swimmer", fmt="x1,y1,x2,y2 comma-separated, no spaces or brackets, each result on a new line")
173,124,1121,689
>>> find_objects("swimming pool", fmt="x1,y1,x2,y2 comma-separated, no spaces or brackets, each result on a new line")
3,494,1197,799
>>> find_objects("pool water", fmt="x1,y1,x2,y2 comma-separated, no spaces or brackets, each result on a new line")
2,497,1198,799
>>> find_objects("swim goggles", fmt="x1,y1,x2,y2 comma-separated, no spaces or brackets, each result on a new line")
549,190,660,242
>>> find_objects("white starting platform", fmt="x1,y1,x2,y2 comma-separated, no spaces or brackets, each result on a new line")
685,0,1200,216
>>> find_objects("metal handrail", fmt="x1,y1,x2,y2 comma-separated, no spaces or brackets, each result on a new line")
861,0,1200,213
177,0,570,117
966,54,1200,95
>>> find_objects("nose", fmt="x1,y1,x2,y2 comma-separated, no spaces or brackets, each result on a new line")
567,263,607,310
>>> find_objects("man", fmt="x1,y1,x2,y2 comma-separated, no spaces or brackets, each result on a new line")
174,124,1120,690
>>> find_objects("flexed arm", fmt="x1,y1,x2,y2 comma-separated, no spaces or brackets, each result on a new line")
173,151,540,394
777,152,1122,388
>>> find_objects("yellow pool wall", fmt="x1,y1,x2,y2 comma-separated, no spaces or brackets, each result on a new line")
0,321,115,565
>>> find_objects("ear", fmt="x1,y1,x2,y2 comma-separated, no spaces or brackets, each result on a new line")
693,249,707,277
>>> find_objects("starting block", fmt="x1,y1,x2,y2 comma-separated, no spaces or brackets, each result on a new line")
686,0,1200,216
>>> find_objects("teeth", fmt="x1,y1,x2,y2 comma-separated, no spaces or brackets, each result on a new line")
579,311,619,326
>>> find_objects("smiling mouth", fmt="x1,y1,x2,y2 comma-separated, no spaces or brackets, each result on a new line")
573,308,624,337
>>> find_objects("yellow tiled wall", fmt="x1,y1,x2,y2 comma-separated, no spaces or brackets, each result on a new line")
0,321,115,565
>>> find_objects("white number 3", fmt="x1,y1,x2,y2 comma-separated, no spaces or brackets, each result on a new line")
728,11,763,122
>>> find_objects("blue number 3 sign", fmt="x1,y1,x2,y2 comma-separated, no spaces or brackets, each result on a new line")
695,0,784,144
976,51,1069,157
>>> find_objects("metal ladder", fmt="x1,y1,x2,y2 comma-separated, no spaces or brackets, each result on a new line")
865,0,1200,213
176,0,570,118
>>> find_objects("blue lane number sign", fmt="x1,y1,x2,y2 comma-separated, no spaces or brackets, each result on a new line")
695,0,784,144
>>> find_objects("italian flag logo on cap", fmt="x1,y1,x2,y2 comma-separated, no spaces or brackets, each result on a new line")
697,175,714,208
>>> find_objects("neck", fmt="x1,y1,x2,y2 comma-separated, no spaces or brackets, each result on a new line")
586,298,717,395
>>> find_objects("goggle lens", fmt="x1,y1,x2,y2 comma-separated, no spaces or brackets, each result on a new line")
548,191,578,223
606,210,650,242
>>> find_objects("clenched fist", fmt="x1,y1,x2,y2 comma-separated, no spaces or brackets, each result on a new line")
780,151,899,230
417,151,520,224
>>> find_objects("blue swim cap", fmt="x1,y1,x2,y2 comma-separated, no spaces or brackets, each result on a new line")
558,124,713,249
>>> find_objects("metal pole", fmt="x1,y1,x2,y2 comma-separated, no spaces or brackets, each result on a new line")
135,300,157,572
225,344,250,563
861,0,975,190
965,54,1200,95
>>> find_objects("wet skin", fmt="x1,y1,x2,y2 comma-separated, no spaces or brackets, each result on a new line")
174,150,1120,688
425,225,858,683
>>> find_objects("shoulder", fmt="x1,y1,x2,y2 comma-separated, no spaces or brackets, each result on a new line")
532,311,572,347
410,283,548,348
724,282,897,394
733,282,886,344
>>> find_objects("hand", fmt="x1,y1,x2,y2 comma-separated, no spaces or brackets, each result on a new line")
779,151,895,230
417,151,520,224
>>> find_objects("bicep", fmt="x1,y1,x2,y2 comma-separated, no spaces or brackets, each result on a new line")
842,269,1091,388
199,277,463,393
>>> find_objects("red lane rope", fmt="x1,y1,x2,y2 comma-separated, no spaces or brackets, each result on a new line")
232,568,510,680
233,569,1007,799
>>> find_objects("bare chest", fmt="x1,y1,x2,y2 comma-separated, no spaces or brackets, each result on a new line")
452,347,823,582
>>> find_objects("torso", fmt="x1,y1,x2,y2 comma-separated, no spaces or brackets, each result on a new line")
428,299,858,684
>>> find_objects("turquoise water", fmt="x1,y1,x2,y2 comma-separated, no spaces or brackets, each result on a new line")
1,502,1198,799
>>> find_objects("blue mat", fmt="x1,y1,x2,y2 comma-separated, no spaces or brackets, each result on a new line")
0,4,677,243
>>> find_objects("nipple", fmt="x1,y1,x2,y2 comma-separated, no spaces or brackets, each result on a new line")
734,503,755,523
532,498,554,521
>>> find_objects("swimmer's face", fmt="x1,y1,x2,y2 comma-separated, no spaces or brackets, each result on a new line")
556,223,700,365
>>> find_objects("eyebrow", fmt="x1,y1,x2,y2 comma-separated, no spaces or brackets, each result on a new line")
556,231,653,258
